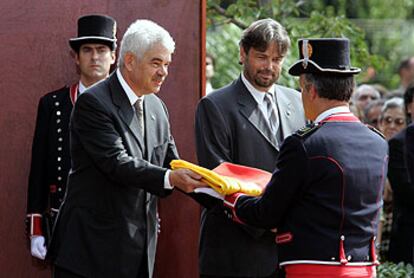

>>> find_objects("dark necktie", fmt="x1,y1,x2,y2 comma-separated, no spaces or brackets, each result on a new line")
134,98,145,137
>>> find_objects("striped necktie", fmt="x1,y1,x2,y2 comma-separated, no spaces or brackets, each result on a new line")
134,98,145,138
264,92,279,134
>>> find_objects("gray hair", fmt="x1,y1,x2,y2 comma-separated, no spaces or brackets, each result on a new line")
380,97,404,118
352,84,380,103
118,19,175,67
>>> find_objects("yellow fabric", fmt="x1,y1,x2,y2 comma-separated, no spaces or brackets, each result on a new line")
170,159,262,196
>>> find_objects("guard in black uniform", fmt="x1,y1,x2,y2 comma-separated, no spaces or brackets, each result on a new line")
26,14,117,260
224,38,388,277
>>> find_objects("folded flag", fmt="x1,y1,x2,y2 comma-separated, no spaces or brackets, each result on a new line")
170,160,271,196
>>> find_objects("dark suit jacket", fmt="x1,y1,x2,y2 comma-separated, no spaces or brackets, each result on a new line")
389,125,414,264
49,72,178,278
195,77,305,276
234,117,388,265
407,123,414,184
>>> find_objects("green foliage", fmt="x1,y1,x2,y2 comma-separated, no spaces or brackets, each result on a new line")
377,262,414,278
207,0,414,90
207,24,242,89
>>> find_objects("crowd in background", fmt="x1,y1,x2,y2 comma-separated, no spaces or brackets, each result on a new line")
349,57,414,265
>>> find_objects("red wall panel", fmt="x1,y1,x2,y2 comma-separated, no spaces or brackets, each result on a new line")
0,1,203,277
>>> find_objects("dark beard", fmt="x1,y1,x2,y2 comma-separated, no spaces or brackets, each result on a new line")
254,72,278,88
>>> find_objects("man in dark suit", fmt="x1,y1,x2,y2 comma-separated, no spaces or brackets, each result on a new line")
388,86,414,264
224,38,388,277
195,19,305,278
26,14,117,260
406,123,414,183
48,19,205,278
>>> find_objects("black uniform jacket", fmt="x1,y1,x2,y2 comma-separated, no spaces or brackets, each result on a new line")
27,85,75,218
48,72,178,278
233,112,388,266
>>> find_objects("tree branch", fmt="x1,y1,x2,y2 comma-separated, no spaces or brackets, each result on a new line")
209,2,248,29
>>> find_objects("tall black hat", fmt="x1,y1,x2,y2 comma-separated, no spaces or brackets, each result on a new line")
69,14,117,52
288,38,360,76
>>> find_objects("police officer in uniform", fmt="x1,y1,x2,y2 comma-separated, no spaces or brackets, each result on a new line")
26,14,117,260
223,38,388,277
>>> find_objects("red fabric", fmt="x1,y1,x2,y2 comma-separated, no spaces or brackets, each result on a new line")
370,237,380,265
31,215,43,236
321,112,360,123
285,264,376,278
69,83,79,105
224,193,245,224
275,232,293,244
50,184,57,193
212,162,272,191
339,236,348,264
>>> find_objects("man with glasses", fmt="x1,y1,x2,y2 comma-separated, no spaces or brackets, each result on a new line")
364,99,385,129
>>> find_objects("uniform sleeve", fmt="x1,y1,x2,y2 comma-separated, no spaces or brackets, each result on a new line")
27,96,52,214
72,93,168,196
235,135,309,229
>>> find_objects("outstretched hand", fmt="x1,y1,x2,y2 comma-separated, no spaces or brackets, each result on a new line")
169,168,207,193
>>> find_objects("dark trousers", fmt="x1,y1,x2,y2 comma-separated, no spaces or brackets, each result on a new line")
53,266,86,278
136,253,149,278
54,261,149,278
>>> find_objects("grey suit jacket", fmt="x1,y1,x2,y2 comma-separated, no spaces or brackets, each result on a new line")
195,77,305,276
49,72,178,278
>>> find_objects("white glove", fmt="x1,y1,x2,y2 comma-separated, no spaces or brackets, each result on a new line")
31,235,47,260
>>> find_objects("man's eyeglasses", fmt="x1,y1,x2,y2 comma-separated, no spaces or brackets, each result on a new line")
382,116,405,126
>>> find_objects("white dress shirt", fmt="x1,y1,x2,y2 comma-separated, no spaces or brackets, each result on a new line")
314,106,351,123
241,73,277,118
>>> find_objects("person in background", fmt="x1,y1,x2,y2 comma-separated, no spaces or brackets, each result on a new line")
223,38,388,278
26,14,117,261
392,57,414,96
378,97,406,140
363,99,385,129
388,87,414,265
205,52,215,95
405,122,414,197
195,19,305,278
351,84,380,120
47,19,205,278
376,97,406,261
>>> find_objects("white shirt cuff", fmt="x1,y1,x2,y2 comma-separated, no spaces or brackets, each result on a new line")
164,169,173,189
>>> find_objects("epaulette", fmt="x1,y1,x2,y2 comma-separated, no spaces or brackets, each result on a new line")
295,123,320,138
366,124,385,139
